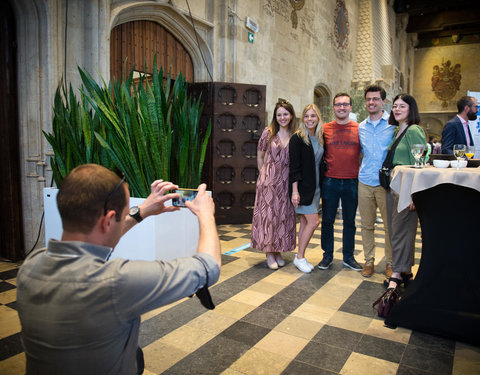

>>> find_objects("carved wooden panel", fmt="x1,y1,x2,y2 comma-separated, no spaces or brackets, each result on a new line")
241,166,259,184
189,82,266,224
216,113,236,132
241,141,258,159
243,88,262,107
216,139,235,159
217,85,237,105
241,114,262,133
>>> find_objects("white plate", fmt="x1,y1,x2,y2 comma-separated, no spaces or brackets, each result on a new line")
433,160,450,168
450,160,467,168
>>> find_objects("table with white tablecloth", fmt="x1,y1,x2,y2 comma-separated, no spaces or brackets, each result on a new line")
384,165,480,345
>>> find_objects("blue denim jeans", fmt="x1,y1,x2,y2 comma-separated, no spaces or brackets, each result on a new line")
321,177,358,261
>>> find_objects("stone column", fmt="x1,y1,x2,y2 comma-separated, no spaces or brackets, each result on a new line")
352,0,373,90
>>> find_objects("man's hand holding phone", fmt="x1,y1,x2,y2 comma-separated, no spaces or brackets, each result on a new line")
184,184,215,219
172,188,199,207
138,180,180,218
141,182,215,220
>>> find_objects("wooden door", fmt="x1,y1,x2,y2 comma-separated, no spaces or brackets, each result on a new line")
110,20,194,82
0,1,24,261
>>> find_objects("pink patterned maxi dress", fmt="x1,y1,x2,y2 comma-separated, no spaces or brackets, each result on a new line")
251,128,296,253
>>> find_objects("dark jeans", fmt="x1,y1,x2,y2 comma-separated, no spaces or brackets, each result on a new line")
321,177,358,261
137,347,144,374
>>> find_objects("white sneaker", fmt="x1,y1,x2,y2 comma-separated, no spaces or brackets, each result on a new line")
294,255,312,273
305,259,314,271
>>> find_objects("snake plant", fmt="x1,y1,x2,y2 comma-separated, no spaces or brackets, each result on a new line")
44,57,210,197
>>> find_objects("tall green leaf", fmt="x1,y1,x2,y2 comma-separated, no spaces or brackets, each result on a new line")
44,57,210,197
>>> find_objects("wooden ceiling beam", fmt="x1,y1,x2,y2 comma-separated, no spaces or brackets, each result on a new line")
407,9,480,33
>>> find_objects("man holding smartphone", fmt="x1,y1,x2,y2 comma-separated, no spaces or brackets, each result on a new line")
17,164,221,375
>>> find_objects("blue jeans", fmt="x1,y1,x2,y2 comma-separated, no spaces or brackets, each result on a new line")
321,177,358,261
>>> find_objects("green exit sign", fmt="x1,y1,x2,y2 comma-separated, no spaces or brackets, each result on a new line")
248,32,254,43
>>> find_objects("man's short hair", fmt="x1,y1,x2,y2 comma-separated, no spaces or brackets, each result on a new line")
457,96,475,113
364,85,386,100
57,164,127,234
333,92,352,106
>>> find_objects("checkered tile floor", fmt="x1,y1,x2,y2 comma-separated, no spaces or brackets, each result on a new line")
1,213,479,374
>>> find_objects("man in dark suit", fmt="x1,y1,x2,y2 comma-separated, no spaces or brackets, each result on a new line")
441,96,478,154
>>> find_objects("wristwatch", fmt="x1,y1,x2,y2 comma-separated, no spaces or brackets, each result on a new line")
128,206,143,223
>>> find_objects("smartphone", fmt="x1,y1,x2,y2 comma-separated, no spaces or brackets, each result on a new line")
172,188,198,207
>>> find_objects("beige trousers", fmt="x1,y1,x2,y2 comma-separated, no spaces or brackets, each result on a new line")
358,181,392,264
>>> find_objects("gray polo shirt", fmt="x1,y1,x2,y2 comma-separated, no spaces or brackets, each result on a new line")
17,239,220,374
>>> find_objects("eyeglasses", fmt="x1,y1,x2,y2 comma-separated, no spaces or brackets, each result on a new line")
365,97,382,102
278,99,291,105
103,175,125,216
334,102,351,107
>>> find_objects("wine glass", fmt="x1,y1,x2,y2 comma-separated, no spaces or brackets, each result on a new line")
421,144,430,166
411,144,426,168
465,145,475,160
453,144,466,170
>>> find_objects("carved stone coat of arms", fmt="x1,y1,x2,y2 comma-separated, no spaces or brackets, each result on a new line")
431,60,461,108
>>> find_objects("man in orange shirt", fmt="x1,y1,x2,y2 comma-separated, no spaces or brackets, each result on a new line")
318,93,361,271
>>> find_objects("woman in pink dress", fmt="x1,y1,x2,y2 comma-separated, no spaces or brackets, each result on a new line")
251,100,298,269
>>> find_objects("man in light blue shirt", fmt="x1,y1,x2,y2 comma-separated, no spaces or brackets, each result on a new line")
358,85,395,278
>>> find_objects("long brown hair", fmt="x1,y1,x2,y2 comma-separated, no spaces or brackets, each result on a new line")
267,100,297,145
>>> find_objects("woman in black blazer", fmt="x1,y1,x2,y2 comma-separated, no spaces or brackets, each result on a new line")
289,104,324,273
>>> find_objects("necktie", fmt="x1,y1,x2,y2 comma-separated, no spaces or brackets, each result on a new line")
464,123,471,146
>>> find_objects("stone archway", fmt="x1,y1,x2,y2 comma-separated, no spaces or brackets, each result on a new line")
314,84,333,122
7,0,54,257
421,116,444,140
110,2,214,83
6,1,215,257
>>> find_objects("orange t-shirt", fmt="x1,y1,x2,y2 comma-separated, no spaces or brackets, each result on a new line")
323,120,360,179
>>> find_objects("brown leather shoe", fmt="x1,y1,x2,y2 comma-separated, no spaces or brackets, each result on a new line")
361,261,374,277
385,264,393,278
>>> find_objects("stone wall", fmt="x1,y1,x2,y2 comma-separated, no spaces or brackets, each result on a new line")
413,43,480,138
413,44,480,112
175,0,360,118
8,0,435,251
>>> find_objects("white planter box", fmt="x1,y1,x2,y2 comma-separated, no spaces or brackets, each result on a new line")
43,187,200,261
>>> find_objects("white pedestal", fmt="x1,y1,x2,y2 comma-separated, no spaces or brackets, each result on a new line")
43,188,200,261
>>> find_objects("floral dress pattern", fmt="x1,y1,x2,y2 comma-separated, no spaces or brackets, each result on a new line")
251,129,296,253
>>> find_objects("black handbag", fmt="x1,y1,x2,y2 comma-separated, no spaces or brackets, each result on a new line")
378,167,392,190
379,128,408,190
